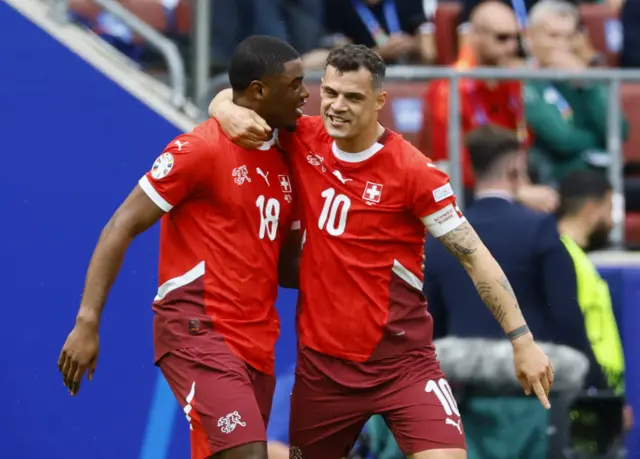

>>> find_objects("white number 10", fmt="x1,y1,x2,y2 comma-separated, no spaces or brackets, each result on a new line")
318,188,351,236
425,378,460,417
256,195,280,241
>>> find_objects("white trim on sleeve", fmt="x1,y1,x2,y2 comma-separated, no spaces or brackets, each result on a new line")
138,175,173,212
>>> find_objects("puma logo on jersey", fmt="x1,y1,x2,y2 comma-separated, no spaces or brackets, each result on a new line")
175,140,189,151
256,167,270,186
445,418,463,434
332,170,352,184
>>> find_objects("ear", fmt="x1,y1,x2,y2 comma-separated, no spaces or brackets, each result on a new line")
248,80,268,100
375,90,387,112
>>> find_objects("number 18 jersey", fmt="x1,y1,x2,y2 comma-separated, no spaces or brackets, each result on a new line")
140,119,297,375
278,116,464,365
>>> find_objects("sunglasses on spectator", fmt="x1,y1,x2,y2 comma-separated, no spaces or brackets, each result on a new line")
493,32,519,42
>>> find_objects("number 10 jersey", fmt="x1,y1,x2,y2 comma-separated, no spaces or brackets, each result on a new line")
279,116,464,366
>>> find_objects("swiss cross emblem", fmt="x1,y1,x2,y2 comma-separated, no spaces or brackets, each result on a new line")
279,174,292,193
363,181,383,204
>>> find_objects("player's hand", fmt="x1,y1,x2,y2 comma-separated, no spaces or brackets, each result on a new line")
214,99,271,149
58,321,99,396
516,185,559,214
512,334,554,409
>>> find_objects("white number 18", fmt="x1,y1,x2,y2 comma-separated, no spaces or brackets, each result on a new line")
256,195,280,241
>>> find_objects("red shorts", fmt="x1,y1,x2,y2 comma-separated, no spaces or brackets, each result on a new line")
159,346,275,459
289,347,466,459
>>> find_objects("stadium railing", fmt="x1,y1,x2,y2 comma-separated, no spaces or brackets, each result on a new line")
47,0,187,107
208,66,640,249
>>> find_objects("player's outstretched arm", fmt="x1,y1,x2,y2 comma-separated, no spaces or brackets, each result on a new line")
209,88,271,149
437,221,554,409
58,186,164,396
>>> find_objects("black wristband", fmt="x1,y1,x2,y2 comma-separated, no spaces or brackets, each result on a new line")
507,324,530,340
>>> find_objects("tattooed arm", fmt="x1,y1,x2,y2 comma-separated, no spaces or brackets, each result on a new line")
437,220,530,341
433,219,553,408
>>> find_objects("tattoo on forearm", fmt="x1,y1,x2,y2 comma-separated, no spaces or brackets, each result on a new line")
475,281,507,325
506,324,530,341
498,274,518,302
439,222,479,262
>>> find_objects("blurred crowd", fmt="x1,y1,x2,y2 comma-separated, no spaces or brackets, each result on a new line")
67,0,636,458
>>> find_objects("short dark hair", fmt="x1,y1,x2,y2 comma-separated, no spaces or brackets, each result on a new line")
325,44,386,89
228,36,300,92
465,125,521,179
557,169,612,218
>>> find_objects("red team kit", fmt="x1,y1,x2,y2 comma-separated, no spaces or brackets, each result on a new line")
140,115,467,458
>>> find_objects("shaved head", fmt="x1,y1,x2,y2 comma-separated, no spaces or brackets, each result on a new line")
471,1,518,30
469,1,519,66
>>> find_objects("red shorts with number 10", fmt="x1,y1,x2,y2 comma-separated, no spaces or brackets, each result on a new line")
159,344,275,459
289,346,466,459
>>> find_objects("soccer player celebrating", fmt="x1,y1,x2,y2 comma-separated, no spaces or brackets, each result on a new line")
209,44,554,459
58,36,308,459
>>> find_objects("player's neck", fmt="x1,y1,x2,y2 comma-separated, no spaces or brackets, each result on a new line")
232,94,274,135
558,218,589,248
334,123,385,154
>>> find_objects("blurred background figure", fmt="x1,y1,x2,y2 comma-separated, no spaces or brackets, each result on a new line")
424,125,598,458
557,170,633,452
323,0,437,65
422,1,558,212
523,0,629,187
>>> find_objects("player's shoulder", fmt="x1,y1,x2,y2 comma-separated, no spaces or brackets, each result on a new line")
386,132,450,182
384,130,429,167
294,115,330,142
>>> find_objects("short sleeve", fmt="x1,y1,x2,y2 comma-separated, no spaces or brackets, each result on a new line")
406,153,466,237
138,134,211,212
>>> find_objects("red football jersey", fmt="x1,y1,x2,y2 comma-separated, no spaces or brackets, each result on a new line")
279,117,465,365
139,119,297,375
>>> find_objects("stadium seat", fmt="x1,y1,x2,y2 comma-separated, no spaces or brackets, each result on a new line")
578,4,620,67
120,0,168,42
434,3,461,65
174,0,192,36
68,0,101,22
621,84,640,165
625,212,640,246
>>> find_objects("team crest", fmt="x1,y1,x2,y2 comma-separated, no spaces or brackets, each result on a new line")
217,411,246,434
284,194,293,203
306,153,326,172
151,153,174,180
232,165,251,185
363,181,383,204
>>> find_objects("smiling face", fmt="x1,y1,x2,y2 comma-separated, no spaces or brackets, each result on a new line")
320,65,386,142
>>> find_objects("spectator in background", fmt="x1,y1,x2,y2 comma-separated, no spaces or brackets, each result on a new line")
557,170,633,432
423,1,557,211
322,0,437,65
523,0,629,186
424,125,602,459
211,0,326,72
456,0,602,67
620,0,640,67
